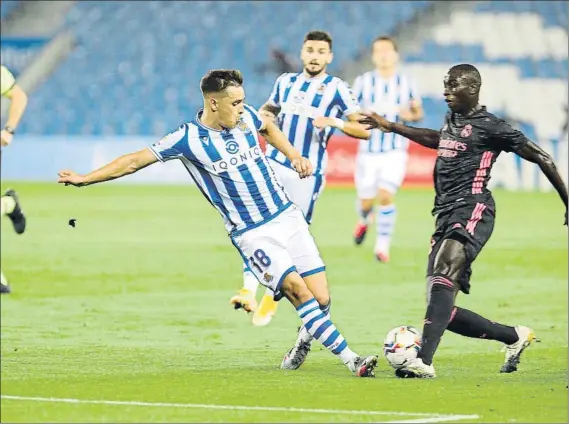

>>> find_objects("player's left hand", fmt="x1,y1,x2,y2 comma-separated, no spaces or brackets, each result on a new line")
291,157,313,179
398,108,415,122
58,170,87,187
313,116,334,129
1,130,13,147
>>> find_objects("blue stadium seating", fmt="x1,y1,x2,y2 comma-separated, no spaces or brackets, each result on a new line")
17,0,432,135
1,0,19,20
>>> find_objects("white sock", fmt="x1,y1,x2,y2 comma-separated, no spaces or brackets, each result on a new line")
296,298,358,365
375,204,397,253
1,269,8,286
242,264,259,294
1,195,16,216
356,200,373,225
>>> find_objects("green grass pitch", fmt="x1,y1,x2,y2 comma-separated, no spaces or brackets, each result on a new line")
1,181,567,423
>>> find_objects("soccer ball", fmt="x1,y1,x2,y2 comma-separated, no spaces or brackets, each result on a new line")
383,326,422,369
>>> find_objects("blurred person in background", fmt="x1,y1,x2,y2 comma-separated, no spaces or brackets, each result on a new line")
351,36,424,263
1,64,28,294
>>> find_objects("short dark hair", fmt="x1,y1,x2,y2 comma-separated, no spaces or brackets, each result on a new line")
372,35,398,52
304,30,333,50
449,63,482,86
200,69,243,95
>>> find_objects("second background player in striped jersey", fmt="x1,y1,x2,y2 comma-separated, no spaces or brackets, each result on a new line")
351,35,424,263
230,30,370,329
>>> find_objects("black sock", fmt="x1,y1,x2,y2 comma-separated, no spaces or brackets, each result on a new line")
447,307,519,345
417,275,457,366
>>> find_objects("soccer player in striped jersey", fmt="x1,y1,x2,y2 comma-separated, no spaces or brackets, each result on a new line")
1,64,29,294
230,30,370,328
58,69,379,378
351,36,424,262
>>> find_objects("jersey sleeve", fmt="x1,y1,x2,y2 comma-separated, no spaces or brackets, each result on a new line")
265,73,286,108
352,75,363,104
408,76,422,106
244,104,265,131
1,65,17,97
148,124,188,162
489,118,531,153
335,79,361,117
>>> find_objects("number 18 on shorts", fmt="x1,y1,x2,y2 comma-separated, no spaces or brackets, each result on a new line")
231,205,325,301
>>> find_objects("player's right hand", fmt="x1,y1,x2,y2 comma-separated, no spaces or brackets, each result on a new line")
57,170,87,187
358,112,393,132
291,157,313,179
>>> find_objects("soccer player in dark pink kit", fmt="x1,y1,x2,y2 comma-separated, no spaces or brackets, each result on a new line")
360,64,568,378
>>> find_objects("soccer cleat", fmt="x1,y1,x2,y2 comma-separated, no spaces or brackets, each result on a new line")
252,294,279,326
353,222,368,245
375,251,390,263
0,282,11,295
229,288,257,313
395,358,436,379
349,355,379,377
4,189,26,235
500,325,538,373
280,327,312,370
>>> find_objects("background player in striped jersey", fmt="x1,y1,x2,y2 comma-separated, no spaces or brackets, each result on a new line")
1,64,29,294
230,30,370,328
57,69,379,378
351,36,424,263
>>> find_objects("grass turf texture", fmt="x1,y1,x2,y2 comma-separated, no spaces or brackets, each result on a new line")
1,182,567,423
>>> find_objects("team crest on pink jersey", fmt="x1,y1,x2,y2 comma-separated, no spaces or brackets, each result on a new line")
461,124,473,138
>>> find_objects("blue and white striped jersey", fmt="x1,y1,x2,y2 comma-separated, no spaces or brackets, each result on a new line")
353,71,421,153
264,72,360,175
149,104,291,236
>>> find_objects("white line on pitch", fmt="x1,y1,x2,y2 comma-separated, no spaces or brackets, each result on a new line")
1,395,479,422
385,415,481,423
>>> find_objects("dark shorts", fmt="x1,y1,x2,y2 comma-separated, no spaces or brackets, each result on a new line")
427,201,496,294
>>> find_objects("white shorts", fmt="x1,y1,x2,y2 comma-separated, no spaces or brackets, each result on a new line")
269,159,325,224
355,150,408,199
231,204,325,300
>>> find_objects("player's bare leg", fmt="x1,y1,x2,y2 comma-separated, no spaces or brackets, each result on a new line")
229,264,259,313
281,270,331,370
252,286,279,326
374,188,396,263
354,198,374,245
280,271,377,377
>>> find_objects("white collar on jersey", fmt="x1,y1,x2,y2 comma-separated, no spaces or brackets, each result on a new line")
195,109,230,133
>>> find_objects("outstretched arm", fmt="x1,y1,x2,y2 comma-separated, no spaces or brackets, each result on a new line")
513,141,568,224
313,113,370,140
58,148,158,187
358,112,439,149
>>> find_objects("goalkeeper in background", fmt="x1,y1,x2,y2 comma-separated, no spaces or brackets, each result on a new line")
1,64,28,294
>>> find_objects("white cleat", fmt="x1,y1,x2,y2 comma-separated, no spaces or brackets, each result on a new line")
349,355,379,378
500,325,538,373
280,327,313,370
395,357,436,379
